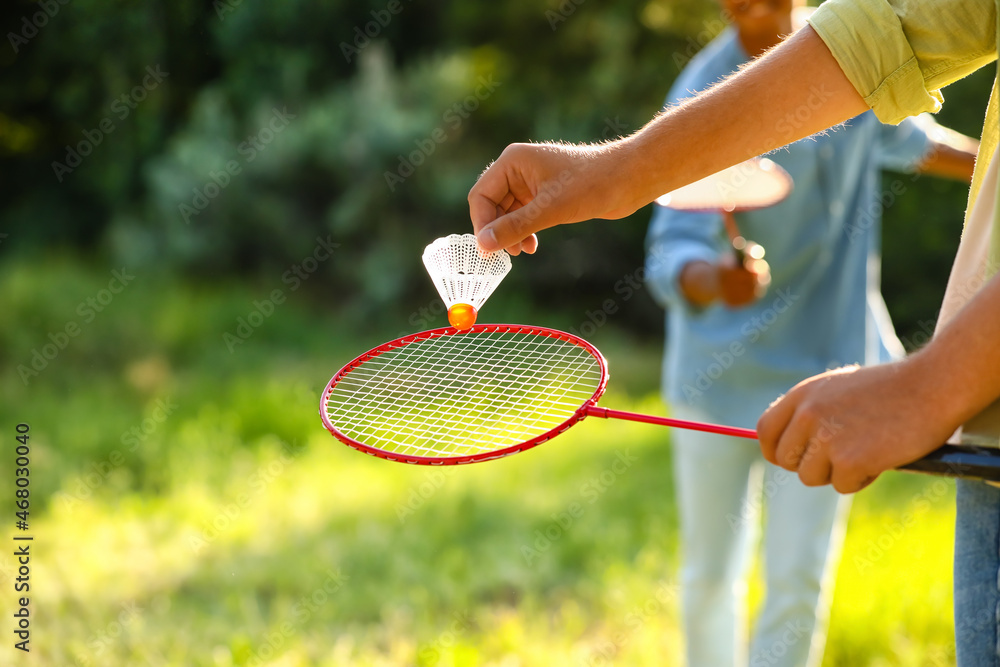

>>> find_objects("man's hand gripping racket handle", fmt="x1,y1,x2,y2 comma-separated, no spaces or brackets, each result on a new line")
588,407,1000,482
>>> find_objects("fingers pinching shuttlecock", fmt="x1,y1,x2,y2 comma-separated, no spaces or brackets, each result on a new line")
422,234,512,331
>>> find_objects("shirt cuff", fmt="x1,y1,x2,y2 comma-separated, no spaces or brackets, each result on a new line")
645,243,720,313
807,0,944,124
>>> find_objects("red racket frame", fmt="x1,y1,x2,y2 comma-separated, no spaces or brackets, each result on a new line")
319,324,756,466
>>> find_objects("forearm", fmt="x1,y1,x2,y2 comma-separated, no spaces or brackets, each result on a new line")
917,133,979,182
616,26,868,213
908,271,1000,433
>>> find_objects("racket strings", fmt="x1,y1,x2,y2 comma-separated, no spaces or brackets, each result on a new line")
332,334,590,453
324,329,603,459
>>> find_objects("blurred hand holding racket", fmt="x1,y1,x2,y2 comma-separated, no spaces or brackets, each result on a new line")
679,250,770,308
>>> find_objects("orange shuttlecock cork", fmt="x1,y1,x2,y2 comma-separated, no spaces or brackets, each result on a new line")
422,234,511,331
448,303,478,330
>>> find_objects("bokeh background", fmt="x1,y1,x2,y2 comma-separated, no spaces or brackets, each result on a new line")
1,0,991,665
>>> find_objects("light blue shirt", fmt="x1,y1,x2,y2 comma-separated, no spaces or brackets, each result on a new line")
645,28,933,429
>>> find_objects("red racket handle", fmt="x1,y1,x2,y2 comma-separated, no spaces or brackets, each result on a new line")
721,209,742,244
722,209,753,263
587,406,1000,481
586,405,758,439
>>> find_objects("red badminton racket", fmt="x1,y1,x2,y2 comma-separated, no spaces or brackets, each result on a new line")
319,324,1000,480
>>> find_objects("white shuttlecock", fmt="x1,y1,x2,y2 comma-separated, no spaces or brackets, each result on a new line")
421,233,512,330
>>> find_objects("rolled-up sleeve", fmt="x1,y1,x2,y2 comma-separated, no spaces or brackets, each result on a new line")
644,204,721,312
808,0,996,124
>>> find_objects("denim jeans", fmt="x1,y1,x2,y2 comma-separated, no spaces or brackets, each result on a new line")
956,478,1000,666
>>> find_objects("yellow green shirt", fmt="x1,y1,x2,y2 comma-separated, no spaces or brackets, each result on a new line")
808,0,999,265
810,0,1000,443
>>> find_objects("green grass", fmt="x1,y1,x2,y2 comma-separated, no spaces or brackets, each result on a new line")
0,257,956,666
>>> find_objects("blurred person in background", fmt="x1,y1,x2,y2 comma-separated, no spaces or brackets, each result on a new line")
643,1,978,666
